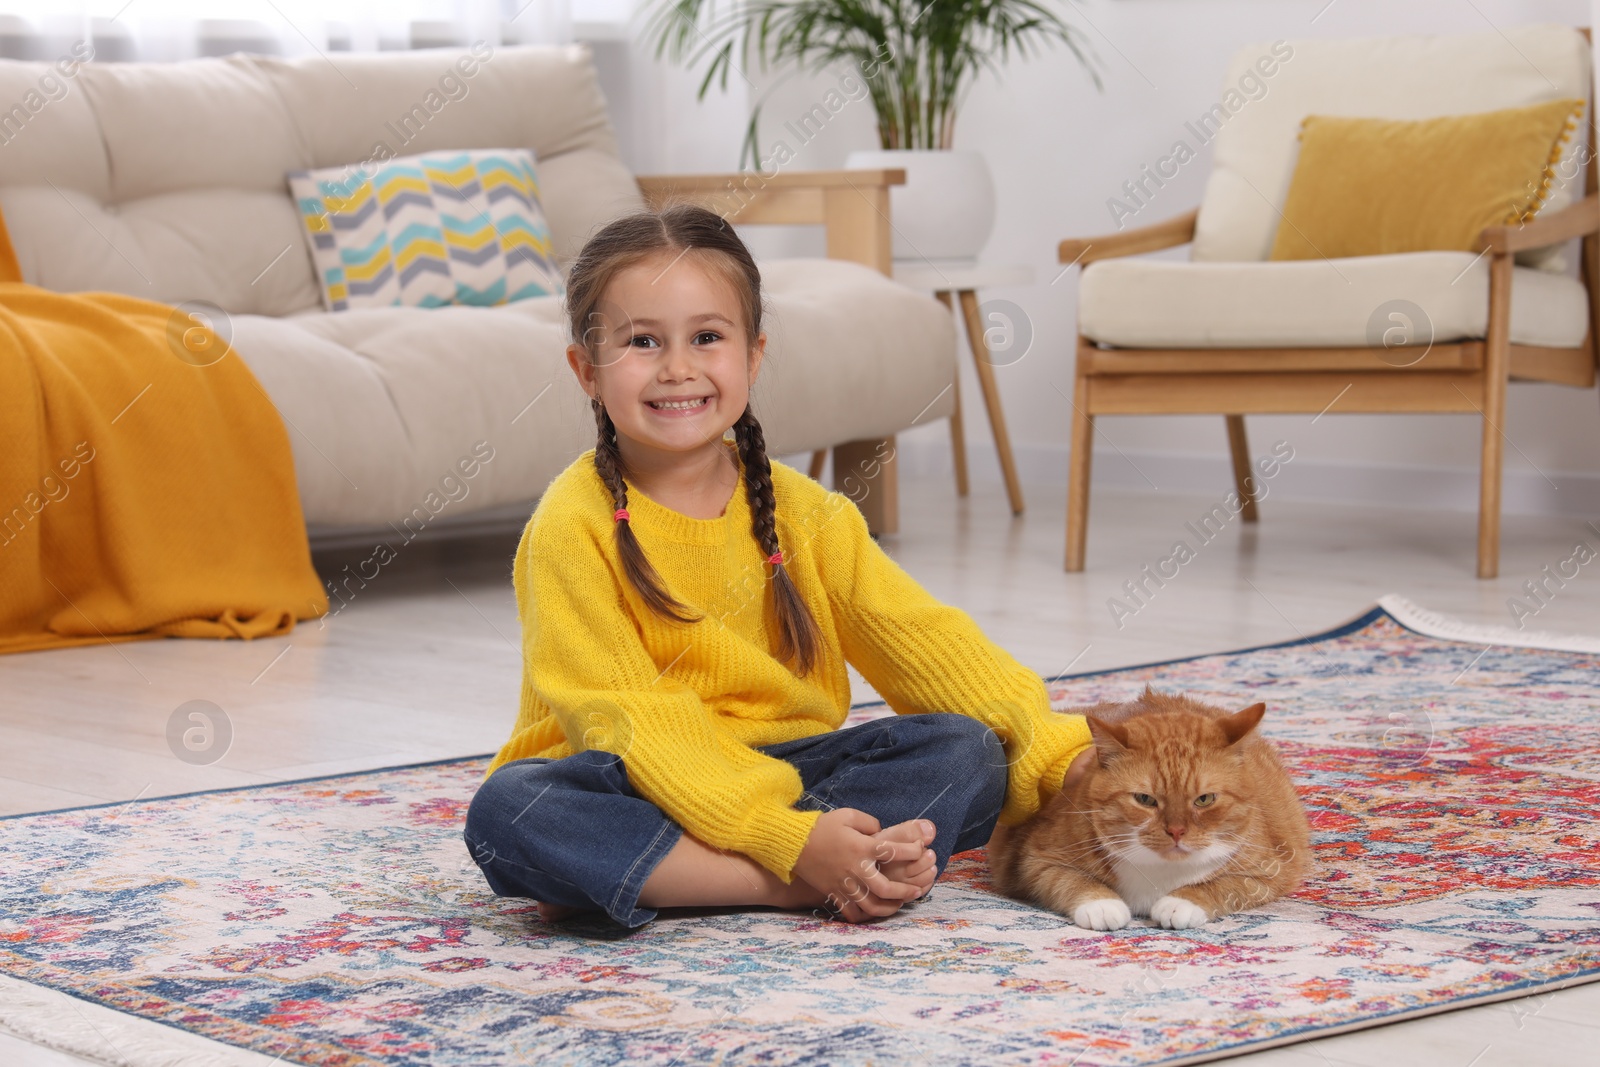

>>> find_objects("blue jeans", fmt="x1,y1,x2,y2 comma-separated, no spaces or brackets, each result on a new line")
463,712,1009,929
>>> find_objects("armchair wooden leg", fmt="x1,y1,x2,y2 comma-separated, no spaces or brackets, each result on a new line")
1225,415,1260,523
1477,418,1505,578
949,374,970,497
834,436,899,536
808,449,827,480
1477,253,1514,579
934,292,970,498
1065,366,1093,572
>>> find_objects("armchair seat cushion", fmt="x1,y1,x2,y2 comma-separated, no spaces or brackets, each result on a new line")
1077,251,1588,350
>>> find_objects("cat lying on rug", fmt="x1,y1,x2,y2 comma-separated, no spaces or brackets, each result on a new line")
989,686,1310,930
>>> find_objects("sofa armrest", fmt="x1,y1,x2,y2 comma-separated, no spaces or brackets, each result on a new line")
1057,208,1199,267
636,168,907,275
1478,193,1600,254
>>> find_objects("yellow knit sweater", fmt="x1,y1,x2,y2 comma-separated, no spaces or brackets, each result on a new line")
487,439,1092,884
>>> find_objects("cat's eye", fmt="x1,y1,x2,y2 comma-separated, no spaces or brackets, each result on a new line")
1131,793,1159,808
1194,793,1218,808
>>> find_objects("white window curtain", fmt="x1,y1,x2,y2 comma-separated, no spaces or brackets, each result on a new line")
0,0,572,63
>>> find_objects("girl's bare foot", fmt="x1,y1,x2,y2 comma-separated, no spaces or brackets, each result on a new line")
780,819,936,917
535,900,581,922
872,818,939,899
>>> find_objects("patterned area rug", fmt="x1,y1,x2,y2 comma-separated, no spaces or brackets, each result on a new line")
2,597,1598,1067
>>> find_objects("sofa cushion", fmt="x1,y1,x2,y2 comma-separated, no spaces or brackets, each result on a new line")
0,55,319,315
0,44,643,317
229,257,956,526
289,149,563,310
1194,25,1591,269
1078,252,1588,349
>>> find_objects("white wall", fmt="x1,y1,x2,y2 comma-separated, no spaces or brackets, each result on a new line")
598,0,1600,516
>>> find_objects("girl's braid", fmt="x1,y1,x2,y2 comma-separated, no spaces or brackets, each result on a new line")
592,396,702,624
733,405,818,675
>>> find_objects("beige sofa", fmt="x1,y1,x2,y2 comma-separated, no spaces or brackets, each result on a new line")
0,43,955,542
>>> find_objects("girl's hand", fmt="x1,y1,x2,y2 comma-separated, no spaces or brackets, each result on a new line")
793,808,935,923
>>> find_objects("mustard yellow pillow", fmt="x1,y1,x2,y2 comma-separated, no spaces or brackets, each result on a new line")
1268,98,1584,261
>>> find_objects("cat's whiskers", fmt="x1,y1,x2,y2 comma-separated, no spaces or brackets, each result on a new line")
1036,839,1124,866
1100,835,1151,867
1033,831,1144,876
1211,835,1291,871
1211,832,1271,854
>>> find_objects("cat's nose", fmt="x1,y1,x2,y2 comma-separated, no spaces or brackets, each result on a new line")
1167,825,1186,842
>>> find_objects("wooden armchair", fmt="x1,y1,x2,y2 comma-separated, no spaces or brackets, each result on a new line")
1057,26,1600,578
637,168,905,535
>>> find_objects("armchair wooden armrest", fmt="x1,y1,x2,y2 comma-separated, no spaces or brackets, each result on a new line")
636,168,907,274
1058,209,1199,267
1478,194,1600,254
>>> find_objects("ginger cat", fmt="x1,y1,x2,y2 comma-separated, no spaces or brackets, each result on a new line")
990,686,1310,931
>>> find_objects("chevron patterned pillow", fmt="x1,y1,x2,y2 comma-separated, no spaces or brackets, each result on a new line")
288,149,564,311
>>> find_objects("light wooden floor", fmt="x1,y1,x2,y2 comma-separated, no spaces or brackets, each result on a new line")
2,462,1597,1066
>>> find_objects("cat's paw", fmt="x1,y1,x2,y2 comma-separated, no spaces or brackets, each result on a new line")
1072,897,1132,931
1151,895,1209,930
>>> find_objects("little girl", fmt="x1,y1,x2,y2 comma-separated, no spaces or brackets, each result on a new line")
463,203,1093,928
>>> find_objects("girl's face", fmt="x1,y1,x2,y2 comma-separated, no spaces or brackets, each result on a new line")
568,249,765,470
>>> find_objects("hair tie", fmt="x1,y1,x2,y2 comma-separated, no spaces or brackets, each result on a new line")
613,509,630,522
767,550,784,565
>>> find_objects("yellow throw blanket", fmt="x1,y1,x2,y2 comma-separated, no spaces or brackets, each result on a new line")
0,235,327,653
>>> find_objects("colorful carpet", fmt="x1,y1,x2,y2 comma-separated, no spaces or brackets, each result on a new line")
2,597,1598,1067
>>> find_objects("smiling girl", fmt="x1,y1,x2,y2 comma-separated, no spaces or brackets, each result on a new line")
462,204,1093,928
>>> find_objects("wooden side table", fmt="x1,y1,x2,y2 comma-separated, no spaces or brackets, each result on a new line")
893,262,1031,515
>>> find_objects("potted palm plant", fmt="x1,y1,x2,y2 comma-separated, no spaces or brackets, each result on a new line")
643,0,1100,263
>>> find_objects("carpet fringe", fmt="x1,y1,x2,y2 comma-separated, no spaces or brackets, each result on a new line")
1377,593,1600,654
0,972,281,1067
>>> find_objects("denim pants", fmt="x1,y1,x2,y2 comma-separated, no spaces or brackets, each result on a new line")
463,712,1010,929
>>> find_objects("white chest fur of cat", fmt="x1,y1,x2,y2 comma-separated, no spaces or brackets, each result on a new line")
1113,842,1234,915
988,687,1312,932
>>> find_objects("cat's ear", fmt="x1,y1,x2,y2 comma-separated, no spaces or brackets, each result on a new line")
1219,702,1267,745
1086,715,1132,766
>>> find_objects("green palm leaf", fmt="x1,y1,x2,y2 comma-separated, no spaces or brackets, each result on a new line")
639,0,1101,167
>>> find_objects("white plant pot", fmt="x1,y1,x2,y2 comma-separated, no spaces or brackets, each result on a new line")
843,147,996,264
